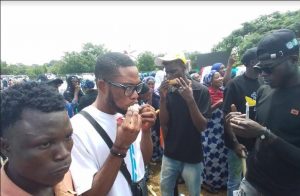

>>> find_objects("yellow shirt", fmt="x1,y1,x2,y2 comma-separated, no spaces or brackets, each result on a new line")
0,162,76,196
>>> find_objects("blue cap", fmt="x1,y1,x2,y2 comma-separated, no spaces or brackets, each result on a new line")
81,79,95,89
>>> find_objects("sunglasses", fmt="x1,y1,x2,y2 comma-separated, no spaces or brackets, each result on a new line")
106,81,143,96
254,58,287,74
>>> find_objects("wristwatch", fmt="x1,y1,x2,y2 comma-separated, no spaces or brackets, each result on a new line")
260,127,271,140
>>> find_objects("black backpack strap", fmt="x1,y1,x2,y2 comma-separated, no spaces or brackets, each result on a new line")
80,110,113,148
79,111,133,187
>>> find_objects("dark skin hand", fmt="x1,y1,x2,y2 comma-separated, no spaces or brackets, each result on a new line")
73,84,81,103
178,77,208,132
233,143,247,158
114,109,142,150
139,104,157,131
83,109,142,196
225,112,245,128
225,111,248,158
175,77,194,102
138,104,155,164
159,77,207,133
159,80,170,98
223,53,237,85
229,116,266,139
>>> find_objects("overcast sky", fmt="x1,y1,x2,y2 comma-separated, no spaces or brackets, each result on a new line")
1,1,299,65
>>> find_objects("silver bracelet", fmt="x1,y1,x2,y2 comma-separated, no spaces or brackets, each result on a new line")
260,127,271,140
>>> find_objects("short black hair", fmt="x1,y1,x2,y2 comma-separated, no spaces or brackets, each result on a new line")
95,52,136,80
241,47,257,67
1,81,66,137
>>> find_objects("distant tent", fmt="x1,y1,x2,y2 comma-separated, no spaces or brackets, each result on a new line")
196,51,231,68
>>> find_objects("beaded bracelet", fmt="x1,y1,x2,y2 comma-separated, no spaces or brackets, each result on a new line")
110,148,126,158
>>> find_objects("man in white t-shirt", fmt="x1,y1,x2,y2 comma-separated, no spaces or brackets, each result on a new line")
70,52,156,196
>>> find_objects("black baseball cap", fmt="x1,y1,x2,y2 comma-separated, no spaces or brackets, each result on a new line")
47,78,63,86
37,74,63,86
256,29,299,64
241,47,257,66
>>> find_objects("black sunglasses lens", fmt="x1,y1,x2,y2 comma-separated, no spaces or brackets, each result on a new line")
253,66,262,73
124,83,143,96
261,67,272,74
137,83,143,93
125,86,134,96
254,64,274,74
257,58,286,74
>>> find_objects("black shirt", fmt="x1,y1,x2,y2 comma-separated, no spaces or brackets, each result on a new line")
78,90,98,112
164,80,211,163
246,84,300,196
222,74,263,150
63,88,84,103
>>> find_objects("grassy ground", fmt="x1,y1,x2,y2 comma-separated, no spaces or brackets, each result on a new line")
147,162,227,196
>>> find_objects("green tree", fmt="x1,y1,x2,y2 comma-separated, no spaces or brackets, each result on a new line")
185,51,201,70
48,61,63,75
212,10,300,60
26,65,47,79
59,43,108,74
0,61,10,75
59,51,88,74
1,43,109,77
11,64,27,75
80,42,109,72
137,51,155,72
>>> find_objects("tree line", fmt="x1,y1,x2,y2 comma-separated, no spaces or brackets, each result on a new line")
1,10,299,79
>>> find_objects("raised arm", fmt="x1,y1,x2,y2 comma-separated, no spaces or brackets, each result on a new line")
223,53,236,86
159,80,170,138
139,104,156,165
77,110,141,196
177,78,208,132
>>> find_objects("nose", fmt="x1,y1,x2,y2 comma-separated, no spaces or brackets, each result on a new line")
53,141,72,161
131,90,139,99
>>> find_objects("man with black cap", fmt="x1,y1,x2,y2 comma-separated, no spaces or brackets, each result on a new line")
222,47,263,196
227,29,300,195
37,74,64,92
156,53,211,196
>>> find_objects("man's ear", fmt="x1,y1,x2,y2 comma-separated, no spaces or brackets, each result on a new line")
0,137,10,158
96,79,107,94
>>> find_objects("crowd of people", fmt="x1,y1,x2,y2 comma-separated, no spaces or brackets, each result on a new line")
1,28,299,196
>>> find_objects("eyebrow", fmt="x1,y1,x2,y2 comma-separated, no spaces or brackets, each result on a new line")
114,81,141,85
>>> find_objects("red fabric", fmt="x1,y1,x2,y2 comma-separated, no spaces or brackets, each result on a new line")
208,86,223,105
